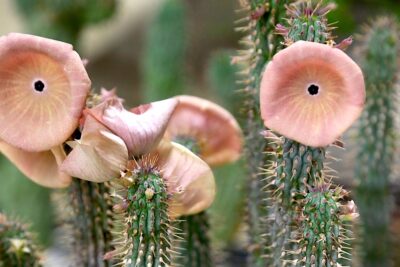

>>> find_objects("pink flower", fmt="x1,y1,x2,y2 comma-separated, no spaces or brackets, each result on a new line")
165,95,243,166
87,98,178,156
60,115,128,182
0,33,91,188
0,33,91,151
260,41,365,147
0,141,71,188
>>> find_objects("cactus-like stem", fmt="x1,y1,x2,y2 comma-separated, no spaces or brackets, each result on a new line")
68,179,114,267
235,1,288,265
207,50,241,117
142,0,186,102
111,162,172,267
264,136,327,266
354,17,399,267
176,212,212,267
0,213,42,267
291,187,353,267
170,137,213,266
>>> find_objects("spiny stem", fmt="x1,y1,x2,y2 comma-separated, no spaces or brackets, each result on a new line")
0,213,42,267
176,212,213,267
68,179,114,267
235,1,288,266
354,16,399,267
142,0,186,102
111,166,173,267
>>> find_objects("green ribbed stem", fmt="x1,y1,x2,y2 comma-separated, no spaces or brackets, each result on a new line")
112,169,172,267
275,139,325,208
172,137,213,266
355,17,398,267
299,189,350,267
0,214,42,267
69,179,114,267
266,138,325,266
236,1,288,266
142,0,186,102
176,212,212,267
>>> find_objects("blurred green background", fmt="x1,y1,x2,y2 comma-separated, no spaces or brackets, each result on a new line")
0,0,399,253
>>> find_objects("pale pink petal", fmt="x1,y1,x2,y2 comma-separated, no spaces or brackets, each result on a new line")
60,116,128,182
0,141,71,188
89,98,178,156
165,95,243,166
260,41,365,147
0,33,91,151
153,141,215,218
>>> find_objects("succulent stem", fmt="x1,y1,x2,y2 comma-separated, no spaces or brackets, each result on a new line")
68,179,114,267
176,212,213,267
354,17,399,267
111,164,172,267
235,1,288,265
142,0,186,102
0,213,42,267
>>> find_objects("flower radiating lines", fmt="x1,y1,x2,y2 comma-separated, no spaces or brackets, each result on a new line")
0,33,90,188
260,41,365,147
0,33,91,151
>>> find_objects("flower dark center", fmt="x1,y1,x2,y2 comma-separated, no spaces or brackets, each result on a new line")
307,84,319,95
34,80,45,92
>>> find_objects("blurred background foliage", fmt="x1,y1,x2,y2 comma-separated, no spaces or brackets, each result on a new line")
0,0,399,256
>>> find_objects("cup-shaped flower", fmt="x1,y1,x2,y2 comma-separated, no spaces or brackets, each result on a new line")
0,141,71,188
138,140,216,218
260,41,365,147
88,98,178,156
60,115,129,183
0,33,91,151
164,95,243,166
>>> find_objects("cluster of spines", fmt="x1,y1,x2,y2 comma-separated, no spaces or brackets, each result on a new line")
259,2,355,266
0,213,42,267
354,17,399,267
235,1,288,266
285,186,353,267
110,161,174,267
263,135,327,266
279,0,334,45
175,212,213,267
67,179,114,267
